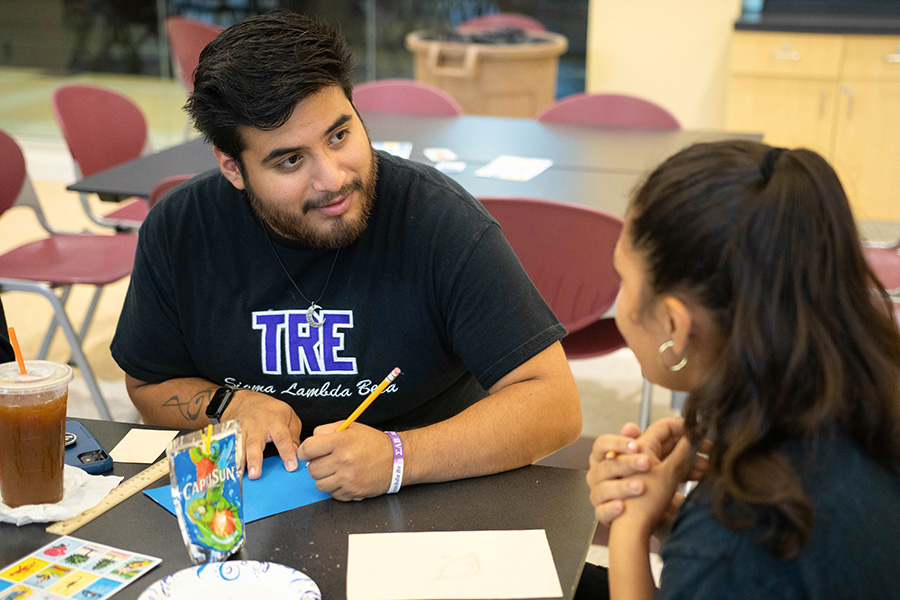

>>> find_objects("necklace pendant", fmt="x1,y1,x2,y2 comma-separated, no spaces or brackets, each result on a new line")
306,303,325,328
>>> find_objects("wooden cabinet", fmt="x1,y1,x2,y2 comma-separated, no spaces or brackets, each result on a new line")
726,31,900,221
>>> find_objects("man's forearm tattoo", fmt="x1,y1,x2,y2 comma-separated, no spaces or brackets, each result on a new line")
162,387,213,421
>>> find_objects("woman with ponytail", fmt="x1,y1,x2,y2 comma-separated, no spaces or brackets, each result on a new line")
582,140,900,599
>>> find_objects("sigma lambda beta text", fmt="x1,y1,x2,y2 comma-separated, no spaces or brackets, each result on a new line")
223,378,399,398
182,465,238,500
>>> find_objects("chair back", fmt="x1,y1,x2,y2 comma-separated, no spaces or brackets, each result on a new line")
354,79,464,117
864,246,900,293
537,93,681,130
479,197,622,333
460,12,546,32
0,129,26,216
149,174,193,209
0,129,55,232
52,85,148,177
166,16,223,93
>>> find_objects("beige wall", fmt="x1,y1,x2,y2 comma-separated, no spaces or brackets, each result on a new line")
586,0,742,129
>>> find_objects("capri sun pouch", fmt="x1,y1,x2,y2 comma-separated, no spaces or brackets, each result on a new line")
166,420,245,564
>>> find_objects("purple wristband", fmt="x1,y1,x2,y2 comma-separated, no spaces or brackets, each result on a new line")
385,431,404,494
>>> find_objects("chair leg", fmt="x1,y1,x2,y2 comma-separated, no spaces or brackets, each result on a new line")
639,378,653,431
0,281,112,420
78,192,141,233
77,287,103,343
640,384,689,431
37,286,72,360
63,286,103,365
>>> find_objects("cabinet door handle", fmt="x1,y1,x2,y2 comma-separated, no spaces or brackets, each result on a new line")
773,43,800,61
842,84,855,118
819,88,828,116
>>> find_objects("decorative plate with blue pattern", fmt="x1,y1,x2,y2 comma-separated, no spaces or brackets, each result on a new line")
139,560,320,599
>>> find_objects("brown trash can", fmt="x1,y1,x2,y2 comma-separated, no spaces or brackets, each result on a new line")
405,30,568,119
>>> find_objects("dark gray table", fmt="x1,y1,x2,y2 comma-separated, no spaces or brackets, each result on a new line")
362,113,755,173
0,419,597,600
67,113,758,216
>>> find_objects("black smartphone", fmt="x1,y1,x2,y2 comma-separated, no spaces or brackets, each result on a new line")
65,420,113,474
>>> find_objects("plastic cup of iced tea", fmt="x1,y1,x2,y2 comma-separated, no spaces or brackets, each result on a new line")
0,360,73,507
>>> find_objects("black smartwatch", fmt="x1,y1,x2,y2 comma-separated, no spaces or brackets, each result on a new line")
206,387,236,424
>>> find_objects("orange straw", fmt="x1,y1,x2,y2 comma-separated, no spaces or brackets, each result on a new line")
7,327,26,375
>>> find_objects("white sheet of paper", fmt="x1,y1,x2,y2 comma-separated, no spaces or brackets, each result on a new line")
372,141,413,159
109,428,179,463
423,147,458,162
346,530,563,600
474,155,553,182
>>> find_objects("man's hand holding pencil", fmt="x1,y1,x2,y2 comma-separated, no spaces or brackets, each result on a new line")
298,368,403,501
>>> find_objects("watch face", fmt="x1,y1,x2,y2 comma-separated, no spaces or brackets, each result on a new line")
206,387,233,421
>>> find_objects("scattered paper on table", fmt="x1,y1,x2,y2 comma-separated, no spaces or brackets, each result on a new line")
0,536,160,600
144,455,330,522
346,530,563,600
372,141,413,159
424,147,458,162
435,161,466,174
474,155,553,182
110,428,179,463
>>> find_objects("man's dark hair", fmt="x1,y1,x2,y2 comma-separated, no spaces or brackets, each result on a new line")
185,9,355,163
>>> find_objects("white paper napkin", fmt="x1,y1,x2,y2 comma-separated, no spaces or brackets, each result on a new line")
0,464,122,526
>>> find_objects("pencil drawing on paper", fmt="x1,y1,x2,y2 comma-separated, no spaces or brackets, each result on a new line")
434,553,482,580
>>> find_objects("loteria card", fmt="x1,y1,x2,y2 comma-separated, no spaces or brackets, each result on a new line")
0,537,160,600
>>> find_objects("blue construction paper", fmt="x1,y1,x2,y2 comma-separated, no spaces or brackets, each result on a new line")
144,456,330,522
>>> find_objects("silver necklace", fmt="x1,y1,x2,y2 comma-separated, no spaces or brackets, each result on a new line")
260,227,340,328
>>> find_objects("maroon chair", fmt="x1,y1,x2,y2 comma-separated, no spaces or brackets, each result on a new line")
148,174,193,210
0,129,138,419
863,244,900,293
52,84,150,232
165,16,223,94
354,79,464,117
862,243,900,339
478,197,625,357
460,12,546,32
537,92,681,130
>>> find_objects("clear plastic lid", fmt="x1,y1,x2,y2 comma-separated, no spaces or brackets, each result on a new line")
0,360,73,395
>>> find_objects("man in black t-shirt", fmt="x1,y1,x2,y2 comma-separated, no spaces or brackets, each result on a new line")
111,10,581,501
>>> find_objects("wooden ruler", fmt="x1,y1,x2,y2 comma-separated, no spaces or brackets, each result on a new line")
46,458,170,536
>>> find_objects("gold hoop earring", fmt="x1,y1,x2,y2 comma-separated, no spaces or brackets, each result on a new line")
657,340,687,372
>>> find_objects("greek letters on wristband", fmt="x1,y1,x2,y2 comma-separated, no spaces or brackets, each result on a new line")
385,431,404,494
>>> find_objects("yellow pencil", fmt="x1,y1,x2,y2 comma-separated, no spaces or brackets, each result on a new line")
337,367,401,431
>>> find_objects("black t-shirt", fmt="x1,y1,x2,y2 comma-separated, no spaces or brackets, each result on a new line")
112,151,565,437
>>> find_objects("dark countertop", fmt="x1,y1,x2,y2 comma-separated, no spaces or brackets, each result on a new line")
735,12,900,35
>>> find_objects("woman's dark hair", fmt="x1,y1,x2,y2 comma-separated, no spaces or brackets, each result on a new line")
185,9,355,164
628,140,900,557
